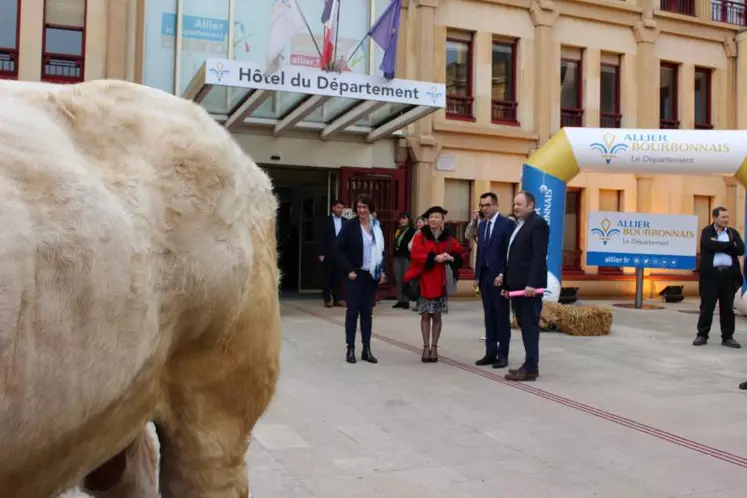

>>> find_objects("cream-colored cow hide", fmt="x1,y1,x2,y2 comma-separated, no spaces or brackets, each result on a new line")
0,79,281,498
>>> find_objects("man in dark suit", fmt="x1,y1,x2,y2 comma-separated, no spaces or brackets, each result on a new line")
317,199,347,308
502,190,549,382
474,192,516,369
694,206,744,348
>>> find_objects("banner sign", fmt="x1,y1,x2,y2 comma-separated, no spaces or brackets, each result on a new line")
586,211,698,270
204,58,446,108
564,128,747,175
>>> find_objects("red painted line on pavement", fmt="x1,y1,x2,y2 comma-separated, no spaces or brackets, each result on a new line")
286,303,747,470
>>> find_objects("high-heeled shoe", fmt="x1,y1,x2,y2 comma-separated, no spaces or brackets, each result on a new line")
421,346,431,363
430,345,439,363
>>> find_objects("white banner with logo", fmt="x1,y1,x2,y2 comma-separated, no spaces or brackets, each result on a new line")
586,211,698,270
204,58,446,108
565,128,747,175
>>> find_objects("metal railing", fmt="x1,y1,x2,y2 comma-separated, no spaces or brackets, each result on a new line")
491,100,519,124
445,95,474,119
42,53,84,83
563,249,583,271
561,108,584,127
600,112,622,128
712,0,747,25
0,48,18,79
660,119,680,129
660,0,696,15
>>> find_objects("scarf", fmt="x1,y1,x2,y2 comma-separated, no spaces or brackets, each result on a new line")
370,218,385,280
394,226,411,250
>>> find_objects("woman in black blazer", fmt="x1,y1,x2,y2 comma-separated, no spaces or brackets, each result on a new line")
334,194,387,364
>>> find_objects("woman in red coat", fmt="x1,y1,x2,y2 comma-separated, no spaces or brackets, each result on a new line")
404,206,463,363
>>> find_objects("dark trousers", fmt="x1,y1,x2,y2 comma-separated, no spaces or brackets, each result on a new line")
323,257,342,302
344,271,378,346
697,270,737,340
512,295,543,372
479,275,511,359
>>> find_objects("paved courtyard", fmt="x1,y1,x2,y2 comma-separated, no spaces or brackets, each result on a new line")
69,296,747,497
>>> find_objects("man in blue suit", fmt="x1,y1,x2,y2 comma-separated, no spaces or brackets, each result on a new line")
474,192,516,368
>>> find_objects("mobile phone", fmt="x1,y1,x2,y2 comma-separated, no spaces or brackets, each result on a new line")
475,286,481,297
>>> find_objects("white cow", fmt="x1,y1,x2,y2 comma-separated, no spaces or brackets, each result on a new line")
0,79,281,498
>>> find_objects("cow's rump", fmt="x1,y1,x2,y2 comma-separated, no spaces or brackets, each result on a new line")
0,79,281,498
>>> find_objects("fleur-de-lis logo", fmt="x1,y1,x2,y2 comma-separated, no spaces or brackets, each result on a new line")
426,86,443,104
590,217,621,246
209,62,230,82
590,132,628,165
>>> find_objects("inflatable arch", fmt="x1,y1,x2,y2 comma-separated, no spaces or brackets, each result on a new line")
521,127,747,303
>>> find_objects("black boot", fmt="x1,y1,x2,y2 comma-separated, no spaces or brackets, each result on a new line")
361,344,378,364
346,345,356,364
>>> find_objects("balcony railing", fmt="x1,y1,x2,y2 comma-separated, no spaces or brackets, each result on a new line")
563,249,583,271
660,0,695,15
660,119,680,129
0,48,18,79
600,112,622,128
561,108,584,127
491,100,519,125
446,95,474,120
695,122,714,130
42,53,84,83
712,0,747,25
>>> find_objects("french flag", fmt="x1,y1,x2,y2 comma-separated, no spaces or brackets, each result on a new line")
320,0,339,69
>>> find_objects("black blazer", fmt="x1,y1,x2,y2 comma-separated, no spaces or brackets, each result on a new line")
393,226,415,259
504,212,549,291
316,215,346,257
334,217,388,275
698,224,744,283
474,214,516,282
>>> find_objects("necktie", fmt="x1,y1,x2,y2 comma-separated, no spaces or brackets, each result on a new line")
486,220,492,241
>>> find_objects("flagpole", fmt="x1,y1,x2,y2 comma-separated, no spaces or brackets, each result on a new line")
344,33,369,70
292,0,323,59
332,0,342,71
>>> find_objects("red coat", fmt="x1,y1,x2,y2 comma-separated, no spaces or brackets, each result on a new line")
404,227,463,299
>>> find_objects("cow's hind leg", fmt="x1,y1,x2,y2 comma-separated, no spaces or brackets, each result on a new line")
156,303,281,498
82,425,159,498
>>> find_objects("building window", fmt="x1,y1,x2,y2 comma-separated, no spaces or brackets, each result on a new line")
661,0,695,15
660,63,679,129
560,48,583,127
711,0,745,25
43,0,87,83
694,67,712,129
445,32,474,120
0,0,20,79
563,188,582,272
443,179,472,272
600,56,621,128
491,40,518,125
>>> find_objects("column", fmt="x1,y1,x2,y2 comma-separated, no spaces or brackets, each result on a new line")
632,21,660,128
725,177,738,227
408,0,442,216
636,175,653,213
529,0,559,144
722,38,737,130
17,0,44,81
106,0,128,80
694,0,710,20
583,48,601,127
678,64,695,129
474,31,493,126
736,32,747,130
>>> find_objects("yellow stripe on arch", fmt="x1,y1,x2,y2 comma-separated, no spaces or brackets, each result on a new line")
525,129,581,184
735,155,747,187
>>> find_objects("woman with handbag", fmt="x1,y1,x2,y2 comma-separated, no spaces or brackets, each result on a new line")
404,206,463,363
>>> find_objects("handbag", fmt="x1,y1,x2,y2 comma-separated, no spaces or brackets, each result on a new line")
444,239,458,296
403,278,421,301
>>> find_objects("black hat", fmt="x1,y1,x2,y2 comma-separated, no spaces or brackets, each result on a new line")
423,205,448,218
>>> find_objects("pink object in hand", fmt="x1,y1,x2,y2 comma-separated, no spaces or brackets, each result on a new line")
507,288,546,297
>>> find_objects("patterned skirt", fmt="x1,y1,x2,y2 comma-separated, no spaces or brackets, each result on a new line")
417,296,449,315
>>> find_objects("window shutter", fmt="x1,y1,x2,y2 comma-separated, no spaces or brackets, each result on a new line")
45,0,86,27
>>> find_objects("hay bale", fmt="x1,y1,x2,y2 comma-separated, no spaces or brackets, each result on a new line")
511,301,612,336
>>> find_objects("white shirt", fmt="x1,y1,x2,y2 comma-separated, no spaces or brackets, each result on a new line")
713,226,733,267
507,219,525,261
333,215,342,236
361,225,374,270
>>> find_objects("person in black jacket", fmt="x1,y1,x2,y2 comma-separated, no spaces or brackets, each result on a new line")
694,206,744,348
334,194,387,364
502,191,549,382
316,199,347,307
392,212,416,309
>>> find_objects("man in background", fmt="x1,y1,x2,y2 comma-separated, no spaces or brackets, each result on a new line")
503,191,549,381
317,199,347,308
693,206,744,348
474,192,515,369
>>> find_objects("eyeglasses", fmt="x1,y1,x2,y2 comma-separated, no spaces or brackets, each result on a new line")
479,203,493,208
